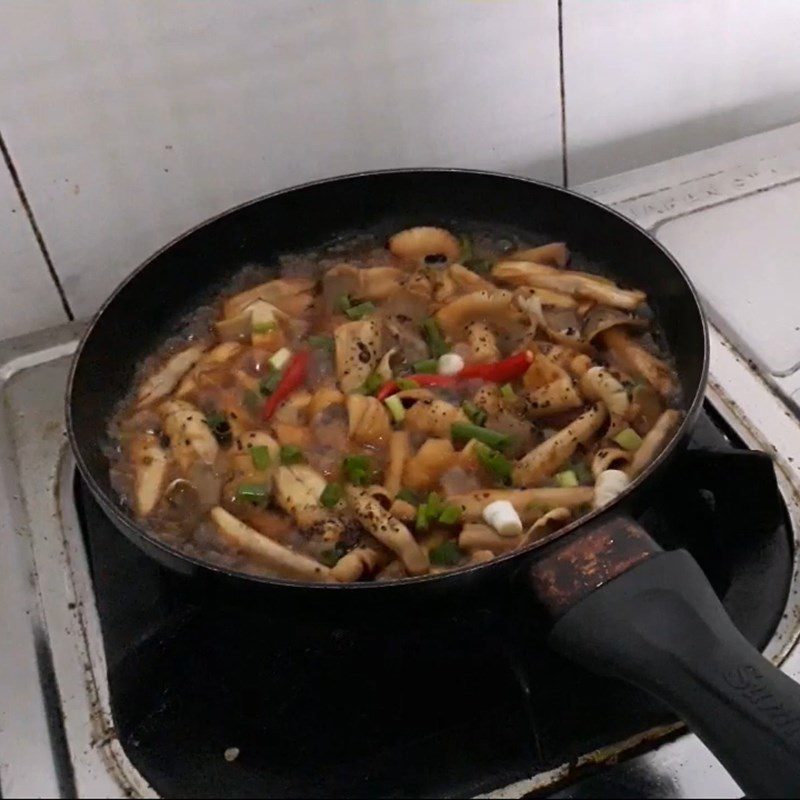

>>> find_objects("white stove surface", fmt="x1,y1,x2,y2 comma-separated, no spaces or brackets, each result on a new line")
3,124,800,798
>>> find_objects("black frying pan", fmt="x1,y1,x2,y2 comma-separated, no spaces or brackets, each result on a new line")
67,170,800,795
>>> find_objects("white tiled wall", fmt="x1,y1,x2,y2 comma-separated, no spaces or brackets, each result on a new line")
2,0,800,336
0,0,562,321
563,0,800,185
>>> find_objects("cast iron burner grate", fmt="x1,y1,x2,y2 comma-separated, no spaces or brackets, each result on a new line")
74,403,792,799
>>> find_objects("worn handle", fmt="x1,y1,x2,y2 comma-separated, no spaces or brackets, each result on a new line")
547,546,800,798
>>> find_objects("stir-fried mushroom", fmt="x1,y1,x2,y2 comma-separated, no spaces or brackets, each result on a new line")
448,487,593,521
223,277,315,320
273,464,344,542
131,433,169,515
591,447,633,478
159,399,219,471
466,321,501,363
334,318,382,393
436,289,516,339
176,342,242,398
211,507,331,582
579,365,629,416
347,394,392,446
402,438,457,493
628,409,682,477
522,347,583,418
459,523,521,554
524,507,572,540
346,487,429,575
405,399,468,439
331,547,385,582
601,327,677,399
138,345,205,406
508,242,569,267
385,431,410,496
513,403,608,486
493,260,645,310
388,226,460,266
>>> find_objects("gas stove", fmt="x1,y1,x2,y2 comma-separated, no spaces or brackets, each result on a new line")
3,124,800,798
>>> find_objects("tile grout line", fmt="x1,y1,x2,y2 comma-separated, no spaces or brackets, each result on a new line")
0,131,74,321
557,0,569,188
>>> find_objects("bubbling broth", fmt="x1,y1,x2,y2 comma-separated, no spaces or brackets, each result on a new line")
109,226,681,583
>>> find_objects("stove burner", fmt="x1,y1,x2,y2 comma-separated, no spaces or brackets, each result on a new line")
74,404,792,798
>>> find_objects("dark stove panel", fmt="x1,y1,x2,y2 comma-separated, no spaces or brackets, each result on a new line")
74,404,793,798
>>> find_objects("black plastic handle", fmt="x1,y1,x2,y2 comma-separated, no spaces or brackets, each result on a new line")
548,548,800,798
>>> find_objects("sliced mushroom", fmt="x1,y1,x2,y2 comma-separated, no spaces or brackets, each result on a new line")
435,289,515,339
331,547,385,583
223,277,315,320
449,263,495,293
524,507,572,541
582,305,645,342
159,399,219,471
385,431,410,496
458,522,521,554
448,487,593,522
346,487,429,575
591,446,633,478
601,328,677,399
513,403,608,486
237,430,281,473
404,398,469,439
176,342,243,398
323,264,406,303
131,433,169,516
508,242,569,267
334,318,382,394
375,347,398,382
273,464,329,528
347,394,392,446
472,384,504,417
466,321,501,363
629,382,665,435
307,385,345,420
248,299,289,348
389,497,416,523
388,226,460,266
579,365,630,416
211,506,331,582
627,409,682,478
273,390,312,426
402,437,458,493
522,348,583,418
493,261,645,310
137,345,205,406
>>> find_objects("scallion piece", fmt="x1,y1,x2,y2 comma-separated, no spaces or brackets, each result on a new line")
361,372,383,395
336,294,352,313
345,301,376,320
614,427,643,451
280,445,304,465
451,422,510,450
320,482,343,508
250,445,271,471
430,540,462,566
259,369,283,396
243,389,261,413
415,503,429,531
396,487,421,506
268,347,292,371
412,358,438,374
343,455,373,485
421,317,449,359
396,378,419,391
309,335,335,353
500,383,516,401
252,321,277,334
426,492,442,518
462,401,488,427
555,469,579,488
476,444,513,485
385,395,405,423
236,483,269,505
438,505,462,525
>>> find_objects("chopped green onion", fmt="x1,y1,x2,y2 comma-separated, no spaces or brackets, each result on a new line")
309,335,335,353
458,233,474,262
250,445,271,471
243,389,262,414
396,487,421,506
259,369,283,396
572,461,593,485
500,383,516,402
319,542,347,567
320,482,343,508
421,317,449,359
426,492,442,518
463,257,492,275
462,401,488,427
236,483,269,505
430,540,462,566
415,503,430,531
412,358,438,374
279,445,304,465
205,410,226,429
385,395,406,423
555,469,579,488
614,427,643,451
361,372,383,395
252,321,277,334
451,422,510,450
336,294,352,313
396,378,419,391
438,505,462,525
343,455,373,485
268,347,292,371
476,444,513,485
345,301,376,320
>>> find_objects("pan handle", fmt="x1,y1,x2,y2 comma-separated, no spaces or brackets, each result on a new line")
544,532,800,798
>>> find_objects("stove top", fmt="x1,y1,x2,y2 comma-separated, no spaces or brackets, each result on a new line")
72,407,792,799
5,125,800,798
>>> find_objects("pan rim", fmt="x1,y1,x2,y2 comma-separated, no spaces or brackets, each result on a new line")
66,167,709,591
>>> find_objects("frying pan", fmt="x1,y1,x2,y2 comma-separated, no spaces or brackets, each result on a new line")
67,169,800,795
